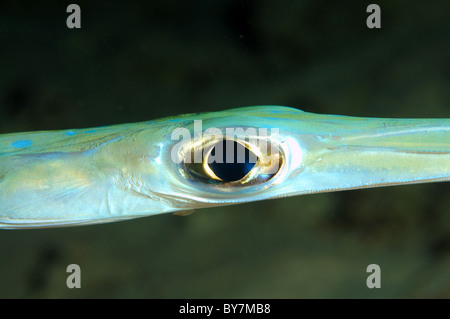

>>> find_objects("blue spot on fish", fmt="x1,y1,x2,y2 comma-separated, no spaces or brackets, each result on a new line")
12,140,33,148
66,131,77,136
85,129,98,133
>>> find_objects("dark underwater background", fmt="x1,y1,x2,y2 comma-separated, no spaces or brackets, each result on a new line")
0,0,449,298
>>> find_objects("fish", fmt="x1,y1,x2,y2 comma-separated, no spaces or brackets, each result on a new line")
0,106,449,229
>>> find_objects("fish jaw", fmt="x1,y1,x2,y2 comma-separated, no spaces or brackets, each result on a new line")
150,107,450,208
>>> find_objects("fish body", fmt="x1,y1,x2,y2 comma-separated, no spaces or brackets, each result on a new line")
0,106,449,228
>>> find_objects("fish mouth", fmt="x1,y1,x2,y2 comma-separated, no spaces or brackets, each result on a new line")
163,109,450,206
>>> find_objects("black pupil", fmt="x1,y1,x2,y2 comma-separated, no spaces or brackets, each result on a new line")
208,140,257,182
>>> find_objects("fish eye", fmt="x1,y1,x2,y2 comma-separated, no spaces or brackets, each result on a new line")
181,137,284,187
206,140,257,182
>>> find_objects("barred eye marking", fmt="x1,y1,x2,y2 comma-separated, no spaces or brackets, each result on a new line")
206,140,257,182
181,137,284,187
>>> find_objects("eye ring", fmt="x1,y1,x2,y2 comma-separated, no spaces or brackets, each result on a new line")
180,137,284,187
202,139,258,182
